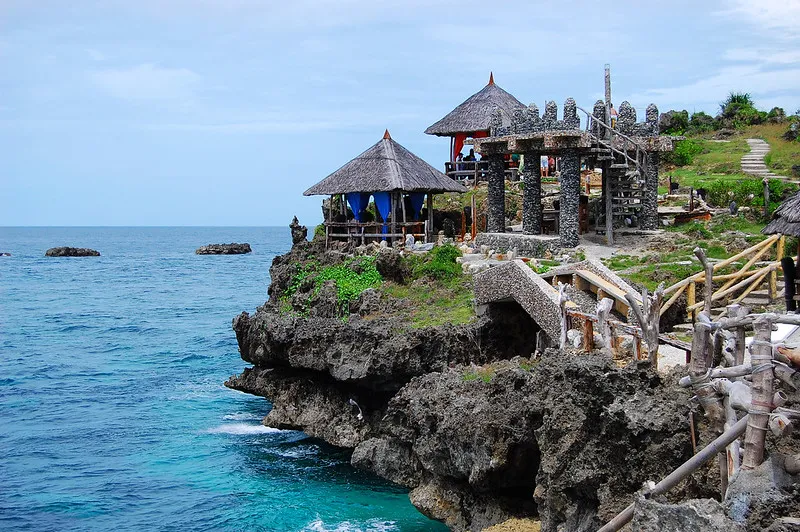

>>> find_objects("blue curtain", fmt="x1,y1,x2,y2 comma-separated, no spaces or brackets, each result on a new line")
346,192,371,222
373,192,392,235
408,193,426,221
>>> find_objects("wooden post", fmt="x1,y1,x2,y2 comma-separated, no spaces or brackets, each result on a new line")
689,315,725,429
763,178,770,219
694,247,713,318
687,281,696,321
597,298,614,356
728,304,749,366
604,161,613,245
583,319,595,352
426,193,434,243
742,315,774,469
559,284,570,351
470,193,477,240
625,284,664,369
770,236,785,301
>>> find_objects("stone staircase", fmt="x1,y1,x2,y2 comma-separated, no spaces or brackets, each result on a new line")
589,144,646,230
741,138,784,179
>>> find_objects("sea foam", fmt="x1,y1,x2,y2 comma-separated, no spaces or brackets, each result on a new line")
205,423,284,435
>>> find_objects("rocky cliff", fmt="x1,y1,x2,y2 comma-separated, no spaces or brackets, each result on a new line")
226,239,792,531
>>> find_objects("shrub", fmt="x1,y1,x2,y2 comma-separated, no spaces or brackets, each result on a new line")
316,256,382,309
688,111,716,133
767,107,787,123
414,243,462,280
663,139,703,166
704,179,797,212
313,224,326,241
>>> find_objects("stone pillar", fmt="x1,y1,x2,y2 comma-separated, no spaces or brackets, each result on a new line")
641,152,660,230
522,151,541,234
559,149,581,248
486,152,506,233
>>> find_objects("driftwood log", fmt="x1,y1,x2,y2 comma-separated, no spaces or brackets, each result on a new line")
596,297,615,357
742,315,774,469
625,284,664,369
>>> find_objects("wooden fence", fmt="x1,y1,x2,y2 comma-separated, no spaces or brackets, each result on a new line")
660,235,785,320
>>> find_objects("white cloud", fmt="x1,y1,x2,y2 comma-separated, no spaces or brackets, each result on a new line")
628,64,800,113
90,63,201,101
720,0,800,35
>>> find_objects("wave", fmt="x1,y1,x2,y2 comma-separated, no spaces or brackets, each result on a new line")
178,354,210,363
222,412,262,421
302,519,399,532
205,423,286,435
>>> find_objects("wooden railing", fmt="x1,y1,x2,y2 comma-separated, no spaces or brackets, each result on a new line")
443,160,519,182
326,220,428,245
660,235,785,320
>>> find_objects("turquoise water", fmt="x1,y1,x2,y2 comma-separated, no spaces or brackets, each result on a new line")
0,227,444,531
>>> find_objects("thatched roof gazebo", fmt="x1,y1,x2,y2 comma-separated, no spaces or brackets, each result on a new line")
425,73,525,162
764,190,800,238
304,130,466,246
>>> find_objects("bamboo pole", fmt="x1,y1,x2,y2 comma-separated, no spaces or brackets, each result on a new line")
686,263,777,312
722,396,740,494
713,238,775,296
663,235,780,295
660,283,686,316
728,268,773,306
770,236,785,301
597,415,750,532
742,316,774,469
687,281,696,321
694,248,713,317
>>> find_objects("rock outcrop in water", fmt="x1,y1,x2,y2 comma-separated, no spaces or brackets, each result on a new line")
45,247,100,257
227,239,799,531
195,243,251,255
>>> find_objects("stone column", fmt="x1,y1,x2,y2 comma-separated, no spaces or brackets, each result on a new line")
641,152,660,230
522,151,541,234
486,152,506,233
559,149,581,248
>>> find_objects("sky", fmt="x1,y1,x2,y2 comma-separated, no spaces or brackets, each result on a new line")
1,0,799,226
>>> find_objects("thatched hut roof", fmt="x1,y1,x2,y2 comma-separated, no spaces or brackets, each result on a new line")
424,73,526,136
304,130,467,196
763,190,800,236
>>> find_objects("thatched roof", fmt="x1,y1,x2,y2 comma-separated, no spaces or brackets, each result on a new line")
304,130,467,196
424,73,526,136
763,190,800,236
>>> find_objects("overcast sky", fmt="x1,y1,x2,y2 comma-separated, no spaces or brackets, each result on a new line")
1,0,799,226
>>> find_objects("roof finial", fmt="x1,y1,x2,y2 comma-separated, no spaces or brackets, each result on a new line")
383,129,391,139
488,72,494,85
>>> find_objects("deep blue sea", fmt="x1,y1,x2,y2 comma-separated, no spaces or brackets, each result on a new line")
0,227,444,531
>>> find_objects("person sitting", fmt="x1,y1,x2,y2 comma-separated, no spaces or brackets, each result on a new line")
455,152,464,173
548,156,555,176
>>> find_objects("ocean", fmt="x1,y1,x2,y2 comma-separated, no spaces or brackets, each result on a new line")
0,227,445,531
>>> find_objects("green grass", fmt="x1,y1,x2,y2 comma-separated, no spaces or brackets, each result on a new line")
462,366,495,383
381,276,475,328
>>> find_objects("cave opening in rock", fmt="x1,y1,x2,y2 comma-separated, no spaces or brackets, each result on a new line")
482,301,540,359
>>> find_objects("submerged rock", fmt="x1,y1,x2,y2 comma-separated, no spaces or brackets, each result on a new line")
45,247,100,257
195,243,251,255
